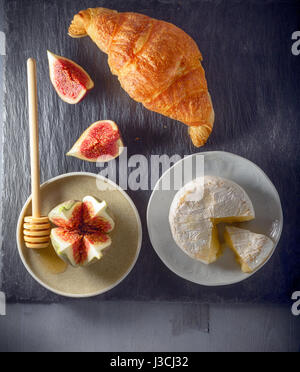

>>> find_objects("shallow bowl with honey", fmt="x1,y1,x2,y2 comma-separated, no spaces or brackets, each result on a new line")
16,172,142,298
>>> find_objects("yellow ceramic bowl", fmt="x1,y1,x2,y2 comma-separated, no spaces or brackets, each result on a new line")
16,172,142,298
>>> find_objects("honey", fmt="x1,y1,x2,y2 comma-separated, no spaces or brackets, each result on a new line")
36,245,67,275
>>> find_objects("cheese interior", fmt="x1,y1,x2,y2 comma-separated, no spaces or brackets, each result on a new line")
224,226,274,273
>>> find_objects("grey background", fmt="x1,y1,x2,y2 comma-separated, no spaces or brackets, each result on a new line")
0,302,300,352
0,0,299,352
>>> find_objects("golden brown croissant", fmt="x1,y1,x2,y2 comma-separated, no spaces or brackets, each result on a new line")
69,8,214,147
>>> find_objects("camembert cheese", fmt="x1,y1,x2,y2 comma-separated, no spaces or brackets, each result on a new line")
224,226,274,273
169,176,255,264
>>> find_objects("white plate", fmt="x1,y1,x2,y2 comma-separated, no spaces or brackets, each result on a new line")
17,172,142,298
147,151,283,286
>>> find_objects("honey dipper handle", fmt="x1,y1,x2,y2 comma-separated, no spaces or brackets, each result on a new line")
27,58,41,218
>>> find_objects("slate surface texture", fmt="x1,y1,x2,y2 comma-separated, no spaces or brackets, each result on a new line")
1,0,299,303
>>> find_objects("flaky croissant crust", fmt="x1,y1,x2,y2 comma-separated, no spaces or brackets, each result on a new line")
69,8,214,146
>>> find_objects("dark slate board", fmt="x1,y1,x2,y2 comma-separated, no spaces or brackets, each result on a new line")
1,0,300,303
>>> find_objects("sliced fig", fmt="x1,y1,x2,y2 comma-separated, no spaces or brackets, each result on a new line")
47,50,94,104
51,228,84,267
67,120,124,162
82,196,115,232
84,232,111,264
48,196,115,267
48,200,82,230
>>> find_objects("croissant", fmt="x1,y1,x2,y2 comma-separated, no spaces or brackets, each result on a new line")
69,8,214,147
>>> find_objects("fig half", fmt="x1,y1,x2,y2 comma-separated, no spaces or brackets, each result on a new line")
67,120,124,162
49,196,115,267
47,50,94,104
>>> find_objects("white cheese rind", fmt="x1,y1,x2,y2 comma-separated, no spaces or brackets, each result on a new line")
225,226,274,272
169,176,255,264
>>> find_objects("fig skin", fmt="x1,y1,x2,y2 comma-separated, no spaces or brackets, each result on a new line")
47,50,94,104
67,120,124,162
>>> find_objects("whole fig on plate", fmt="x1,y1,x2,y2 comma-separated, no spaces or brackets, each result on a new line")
49,196,115,267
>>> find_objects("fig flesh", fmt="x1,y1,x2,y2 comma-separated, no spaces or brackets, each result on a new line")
67,120,124,162
49,196,115,267
47,50,94,104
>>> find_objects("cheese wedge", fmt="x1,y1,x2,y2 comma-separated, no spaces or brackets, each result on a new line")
169,176,255,264
224,226,274,273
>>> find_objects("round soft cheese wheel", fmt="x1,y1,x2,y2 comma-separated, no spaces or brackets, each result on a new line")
169,176,255,264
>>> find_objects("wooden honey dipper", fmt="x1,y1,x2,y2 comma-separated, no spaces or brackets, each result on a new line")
23,58,51,249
